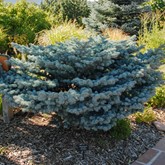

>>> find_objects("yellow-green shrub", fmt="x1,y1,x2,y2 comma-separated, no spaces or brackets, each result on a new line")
135,108,156,124
138,11,165,108
0,0,51,53
36,21,93,46
0,28,8,53
149,86,165,108
138,11,165,52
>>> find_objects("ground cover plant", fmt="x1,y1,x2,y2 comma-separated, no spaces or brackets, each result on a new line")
0,36,164,131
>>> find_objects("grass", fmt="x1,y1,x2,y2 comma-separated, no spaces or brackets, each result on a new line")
138,11,165,52
102,28,129,41
36,21,93,46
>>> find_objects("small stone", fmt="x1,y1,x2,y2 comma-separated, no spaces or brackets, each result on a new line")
22,150,31,156
63,155,73,161
153,121,165,132
0,163,5,165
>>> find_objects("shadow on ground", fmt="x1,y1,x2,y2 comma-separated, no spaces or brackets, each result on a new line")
0,112,111,165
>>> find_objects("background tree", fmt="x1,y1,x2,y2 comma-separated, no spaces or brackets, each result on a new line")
83,0,148,35
41,0,90,25
145,0,165,12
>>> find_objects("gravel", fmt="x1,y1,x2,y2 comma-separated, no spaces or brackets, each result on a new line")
0,109,165,165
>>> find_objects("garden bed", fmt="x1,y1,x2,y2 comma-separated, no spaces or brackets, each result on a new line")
0,109,164,165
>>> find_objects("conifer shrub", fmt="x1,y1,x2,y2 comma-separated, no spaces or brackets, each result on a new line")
0,36,164,131
110,118,131,140
41,0,90,25
36,21,93,46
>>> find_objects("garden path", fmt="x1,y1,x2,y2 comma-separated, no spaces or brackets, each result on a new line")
131,137,165,165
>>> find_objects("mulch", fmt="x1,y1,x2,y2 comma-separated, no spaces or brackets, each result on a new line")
0,109,165,165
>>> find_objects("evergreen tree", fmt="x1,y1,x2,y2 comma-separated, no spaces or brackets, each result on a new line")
41,0,60,15
83,0,148,35
41,0,90,25
0,36,164,131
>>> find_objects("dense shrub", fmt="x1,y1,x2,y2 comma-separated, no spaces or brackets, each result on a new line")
0,28,8,53
144,0,165,12
83,0,147,35
0,36,164,131
0,0,51,53
36,21,93,46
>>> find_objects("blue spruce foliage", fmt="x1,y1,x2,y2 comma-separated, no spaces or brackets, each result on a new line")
83,0,149,35
0,36,164,131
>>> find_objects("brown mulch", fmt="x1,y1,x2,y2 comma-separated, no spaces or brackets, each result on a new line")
0,109,165,165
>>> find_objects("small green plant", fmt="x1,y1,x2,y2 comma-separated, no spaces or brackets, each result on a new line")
135,108,156,124
36,21,93,46
110,119,131,140
148,86,165,108
0,146,8,155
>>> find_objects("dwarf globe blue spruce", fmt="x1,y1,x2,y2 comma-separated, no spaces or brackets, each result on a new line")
0,36,164,131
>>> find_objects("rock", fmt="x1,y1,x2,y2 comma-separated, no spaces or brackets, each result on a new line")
153,121,165,132
63,155,73,161
0,163,5,165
